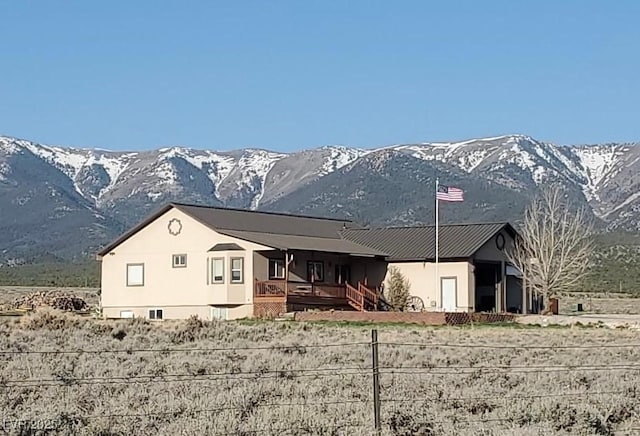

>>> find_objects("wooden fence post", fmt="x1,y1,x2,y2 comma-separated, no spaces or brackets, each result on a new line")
371,329,381,433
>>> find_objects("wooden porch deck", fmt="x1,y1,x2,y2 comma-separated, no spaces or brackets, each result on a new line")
254,280,381,314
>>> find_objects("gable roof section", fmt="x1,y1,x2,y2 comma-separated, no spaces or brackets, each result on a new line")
98,203,175,257
97,203,384,257
174,203,360,238
341,223,516,261
218,230,386,257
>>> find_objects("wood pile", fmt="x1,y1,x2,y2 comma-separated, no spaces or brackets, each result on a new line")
4,290,88,312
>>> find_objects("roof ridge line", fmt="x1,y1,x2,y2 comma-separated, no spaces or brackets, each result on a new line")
218,229,349,240
172,202,353,223
345,221,510,231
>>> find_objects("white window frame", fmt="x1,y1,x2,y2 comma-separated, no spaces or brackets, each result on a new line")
126,263,145,287
120,311,135,319
230,257,244,284
211,306,228,321
148,308,163,320
211,258,225,283
172,254,187,268
269,258,285,280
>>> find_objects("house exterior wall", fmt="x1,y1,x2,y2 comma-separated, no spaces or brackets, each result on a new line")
468,263,476,310
253,251,273,282
473,230,514,262
287,251,349,283
100,208,268,321
351,258,388,289
386,261,474,312
105,305,253,321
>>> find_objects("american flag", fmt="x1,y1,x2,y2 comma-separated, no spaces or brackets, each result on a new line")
436,185,464,202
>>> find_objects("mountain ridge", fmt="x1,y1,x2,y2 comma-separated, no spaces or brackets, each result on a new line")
1,133,639,263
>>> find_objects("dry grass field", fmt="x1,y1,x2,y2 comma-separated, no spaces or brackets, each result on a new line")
3,287,639,315
1,311,640,436
560,292,640,315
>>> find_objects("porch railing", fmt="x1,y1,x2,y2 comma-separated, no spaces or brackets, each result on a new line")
345,283,364,311
254,280,380,312
254,280,347,299
359,282,379,309
345,283,379,311
254,280,287,297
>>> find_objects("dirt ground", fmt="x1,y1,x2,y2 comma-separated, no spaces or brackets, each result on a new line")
518,313,640,329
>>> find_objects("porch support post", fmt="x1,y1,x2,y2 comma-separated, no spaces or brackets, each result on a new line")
494,264,500,313
310,251,315,296
284,250,291,298
500,260,506,313
364,263,368,286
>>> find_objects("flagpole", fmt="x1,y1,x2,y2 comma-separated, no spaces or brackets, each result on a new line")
435,178,439,310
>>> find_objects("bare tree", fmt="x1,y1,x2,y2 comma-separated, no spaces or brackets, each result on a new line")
386,266,411,311
506,186,594,313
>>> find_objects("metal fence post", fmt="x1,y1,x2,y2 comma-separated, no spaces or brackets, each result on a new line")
371,329,381,433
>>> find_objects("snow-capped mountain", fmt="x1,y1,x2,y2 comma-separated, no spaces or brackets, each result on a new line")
389,134,640,228
0,134,638,261
0,137,366,212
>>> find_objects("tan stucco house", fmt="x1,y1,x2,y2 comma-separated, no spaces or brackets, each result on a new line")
97,203,388,320
97,203,526,320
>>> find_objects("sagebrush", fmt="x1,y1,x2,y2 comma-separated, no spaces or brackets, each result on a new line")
1,310,639,435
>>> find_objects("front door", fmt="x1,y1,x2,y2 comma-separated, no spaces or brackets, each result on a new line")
335,265,351,285
441,278,457,312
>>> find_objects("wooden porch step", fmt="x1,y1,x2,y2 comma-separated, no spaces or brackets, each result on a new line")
345,282,379,312
346,299,363,311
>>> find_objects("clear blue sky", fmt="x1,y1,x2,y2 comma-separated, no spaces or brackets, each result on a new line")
1,1,639,151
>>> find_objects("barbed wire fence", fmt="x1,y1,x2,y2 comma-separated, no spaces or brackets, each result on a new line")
2,330,640,435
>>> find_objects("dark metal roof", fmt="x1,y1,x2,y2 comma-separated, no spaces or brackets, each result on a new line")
97,203,374,257
218,230,387,257
208,243,244,252
174,203,359,238
341,223,516,261
97,203,511,260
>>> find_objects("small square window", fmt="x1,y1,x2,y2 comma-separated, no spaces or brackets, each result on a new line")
148,309,163,320
269,259,285,279
211,258,224,283
127,263,144,287
231,257,244,283
172,254,187,268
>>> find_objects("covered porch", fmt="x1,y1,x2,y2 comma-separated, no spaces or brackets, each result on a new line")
253,249,387,316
